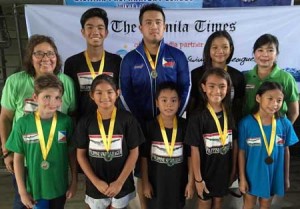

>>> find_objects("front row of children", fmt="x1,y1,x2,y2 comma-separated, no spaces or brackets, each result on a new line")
6,69,298,209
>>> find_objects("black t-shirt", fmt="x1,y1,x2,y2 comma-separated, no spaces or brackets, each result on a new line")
190,65,245,122
141,117,190,209
74,109,145,199
184,109,236,197
64,51,122,118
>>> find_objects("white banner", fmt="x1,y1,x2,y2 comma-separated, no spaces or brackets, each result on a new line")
25,5,300,83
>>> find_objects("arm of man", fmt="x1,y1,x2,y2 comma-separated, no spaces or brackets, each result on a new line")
177,52,191,116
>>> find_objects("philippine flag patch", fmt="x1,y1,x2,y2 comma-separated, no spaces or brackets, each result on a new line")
58,131,67,143
162,58,175,68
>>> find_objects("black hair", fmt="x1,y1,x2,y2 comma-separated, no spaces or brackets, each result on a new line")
252,81,284,118
203,30,234,68
90,74,117,93
199,67,232,114
253,34,279,55
80,8,108,30
34,73,64,95
155,81,180,100
139,3,165,25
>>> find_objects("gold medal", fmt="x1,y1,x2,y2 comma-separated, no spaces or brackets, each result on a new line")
41,160,50,170
104,152,113,162
35,112,57,170
97,107,117,161
150,70,158,78
85,50,105,79
254,113,276,165
166,158,175,167
145,45,160,79
158,115,177,158
207,104,228,150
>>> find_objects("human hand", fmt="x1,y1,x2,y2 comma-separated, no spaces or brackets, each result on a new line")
185,182,194,199
66,180,77,199
195,181,209,199
94,179,109,194
285,178,290,191
238,179,248,194
4,154,14,173
142,180,153,199
20,192,36,208
105,180,123,197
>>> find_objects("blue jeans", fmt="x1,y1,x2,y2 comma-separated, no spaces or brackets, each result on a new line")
12,174,27,209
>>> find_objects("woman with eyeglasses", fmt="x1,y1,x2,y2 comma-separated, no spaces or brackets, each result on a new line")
0,34,76,209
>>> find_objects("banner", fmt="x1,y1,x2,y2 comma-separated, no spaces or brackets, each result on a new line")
64,0,204,9
203,0,294,7
25,5,300,86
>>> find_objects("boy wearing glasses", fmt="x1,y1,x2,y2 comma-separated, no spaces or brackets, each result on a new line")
64,7,122,120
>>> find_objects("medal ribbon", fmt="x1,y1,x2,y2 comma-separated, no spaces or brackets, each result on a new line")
144,46,160,75
158,115,177,157
84,50,105,79
35,112,57,161
254,113,276,157
207,104,228,146
97,107,117,152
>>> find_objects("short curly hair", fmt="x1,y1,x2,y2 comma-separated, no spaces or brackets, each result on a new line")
23,34,62,76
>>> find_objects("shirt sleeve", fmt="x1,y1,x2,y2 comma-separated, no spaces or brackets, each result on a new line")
125,114,145,150
184,115,202,146
5,119,25,154
238,118,247,151
119,56,135,114
176,51,191,116
1,75,17,111
283,72,299,103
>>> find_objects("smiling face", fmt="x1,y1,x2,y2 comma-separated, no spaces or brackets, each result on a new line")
33,87,62,118
210,37,232,67
32,42,57,76
254,43,277,69
139,10,166,45
256,89,283,117
90,81,119,112
156,89,180,118
201,74,228,109
81,16,108,48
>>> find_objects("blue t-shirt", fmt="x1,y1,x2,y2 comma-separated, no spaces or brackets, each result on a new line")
238,115,298,198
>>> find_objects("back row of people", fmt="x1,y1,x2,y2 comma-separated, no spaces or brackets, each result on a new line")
0,3,299,209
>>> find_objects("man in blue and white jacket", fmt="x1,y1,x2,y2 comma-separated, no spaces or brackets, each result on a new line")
120,3,191,126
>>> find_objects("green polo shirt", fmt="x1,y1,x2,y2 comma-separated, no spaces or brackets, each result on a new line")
243,64,299,116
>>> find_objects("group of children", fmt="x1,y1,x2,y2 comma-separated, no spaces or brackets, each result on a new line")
5,68,299,209
3,4,299,209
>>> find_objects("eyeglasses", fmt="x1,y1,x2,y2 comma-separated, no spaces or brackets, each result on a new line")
33,51,56,59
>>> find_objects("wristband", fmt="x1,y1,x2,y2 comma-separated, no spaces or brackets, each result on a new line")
2,151,12,159
195,179,203,183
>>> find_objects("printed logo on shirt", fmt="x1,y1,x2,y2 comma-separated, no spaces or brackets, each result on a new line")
150,141,183,166
77,72,114,92
58,131,67,143
133,63,144,70
22,133,39,143
276,135,285,146
246,137,261,146
24,98,38,114
88,134,123,160
245,84,255,90
162,57,175,68
203,130,233,155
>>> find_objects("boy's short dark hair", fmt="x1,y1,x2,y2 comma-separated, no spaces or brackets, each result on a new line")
80,8,108,30
139,3,165,25
34,73,64,96
155,81,180,100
